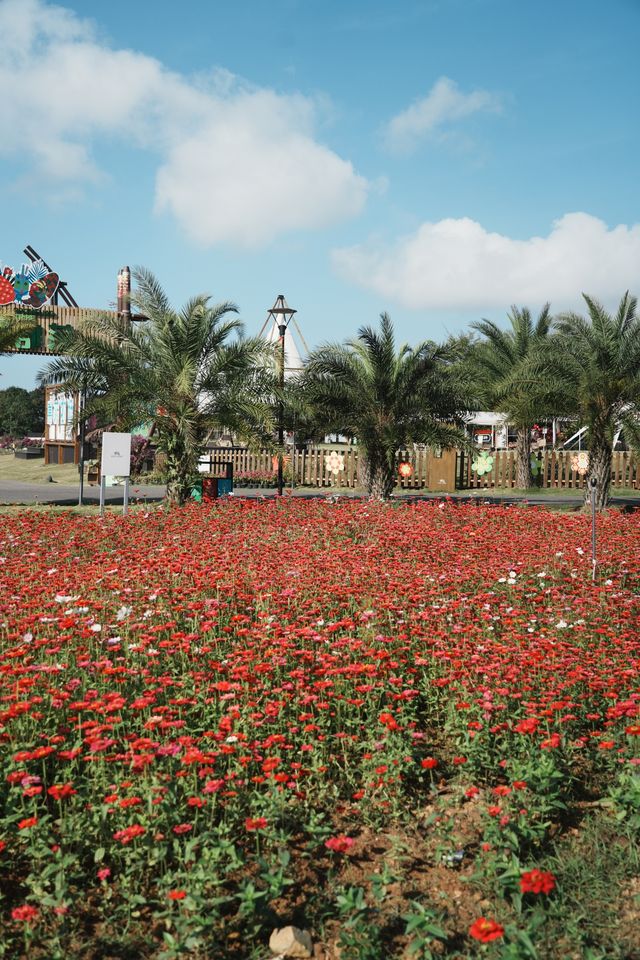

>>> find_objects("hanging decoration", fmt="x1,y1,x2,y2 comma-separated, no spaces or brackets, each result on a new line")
571,452,589,476
471,451,494,476
0,260,59,308
324,452,345,476
272,454,291,472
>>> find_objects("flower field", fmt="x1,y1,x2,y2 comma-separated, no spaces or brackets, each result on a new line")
1,500,639,959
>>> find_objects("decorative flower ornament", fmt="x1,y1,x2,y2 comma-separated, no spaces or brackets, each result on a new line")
571,452,589,476
324,452,345,476
471,452,494,476
398,462,413,478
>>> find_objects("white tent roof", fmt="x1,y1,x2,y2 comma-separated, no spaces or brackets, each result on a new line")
464,411,509,426
264,320,304,378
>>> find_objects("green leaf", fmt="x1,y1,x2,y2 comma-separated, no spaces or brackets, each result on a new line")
94,847,105,863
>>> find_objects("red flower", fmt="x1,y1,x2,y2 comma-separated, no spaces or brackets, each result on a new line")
12,905,39,923
48,783,76,801
469,917,504,942
325,834,354,854
167,889,187,900
245,816,268,831
520,869,556,895
113,824,146,844
18,817,38,830
421,757,438,769
492,785,511,796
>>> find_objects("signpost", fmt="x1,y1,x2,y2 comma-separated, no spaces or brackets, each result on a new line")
100,433,132,517
590,476,597,581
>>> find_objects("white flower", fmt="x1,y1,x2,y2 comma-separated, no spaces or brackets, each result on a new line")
90,623,102,632
116,606,132,621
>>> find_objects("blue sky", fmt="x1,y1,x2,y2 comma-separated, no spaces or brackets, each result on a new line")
2,0,639,387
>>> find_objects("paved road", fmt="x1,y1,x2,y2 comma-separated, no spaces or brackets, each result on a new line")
1,480,640,509
0,480,165,506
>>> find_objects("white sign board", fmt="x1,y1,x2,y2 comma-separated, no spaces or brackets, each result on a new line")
101,433,132,477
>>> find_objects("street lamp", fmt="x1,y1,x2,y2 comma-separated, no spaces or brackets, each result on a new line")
265,295,297,496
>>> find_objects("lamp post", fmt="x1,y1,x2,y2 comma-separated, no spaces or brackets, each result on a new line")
265,295,297,496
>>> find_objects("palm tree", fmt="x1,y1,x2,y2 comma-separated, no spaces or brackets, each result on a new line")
471,305,552,488
542,293,640,510
41,268,274,505
301,313,469,499
0,310,38,353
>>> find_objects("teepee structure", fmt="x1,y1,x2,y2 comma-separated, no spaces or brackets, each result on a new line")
259,295,308,378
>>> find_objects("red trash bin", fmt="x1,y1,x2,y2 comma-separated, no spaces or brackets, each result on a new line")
202,477,218,500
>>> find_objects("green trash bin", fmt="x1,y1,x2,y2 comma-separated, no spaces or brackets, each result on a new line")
191,478,203,502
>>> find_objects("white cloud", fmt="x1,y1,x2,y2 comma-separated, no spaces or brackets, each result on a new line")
0,0,368,247
332,213,640,311
383,77,502,153
155,92,367,248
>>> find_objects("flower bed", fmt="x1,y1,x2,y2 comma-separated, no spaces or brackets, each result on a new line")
0,501,639,957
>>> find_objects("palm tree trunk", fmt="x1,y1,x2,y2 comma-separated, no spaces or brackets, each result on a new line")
359,452,396,500
585,423,611,511
164,433,199,506
515,426,533,489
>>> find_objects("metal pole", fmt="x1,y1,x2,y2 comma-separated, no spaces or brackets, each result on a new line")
78,388,86,506
590,478,597,581
99,476,106,518
277,323,286,496
123,477,129,517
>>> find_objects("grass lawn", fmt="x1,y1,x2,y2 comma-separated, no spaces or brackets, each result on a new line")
0,451,81,485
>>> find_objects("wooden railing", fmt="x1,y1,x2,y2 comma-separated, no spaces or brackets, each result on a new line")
202,447,640,491
461,449,639,489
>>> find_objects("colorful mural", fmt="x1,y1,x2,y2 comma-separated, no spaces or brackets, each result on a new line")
0,259,59,309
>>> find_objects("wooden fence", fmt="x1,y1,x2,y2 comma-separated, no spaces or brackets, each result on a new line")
203,447,640,491
461,449,640,490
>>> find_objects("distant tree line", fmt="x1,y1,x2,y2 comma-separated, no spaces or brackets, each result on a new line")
0,386,44,437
